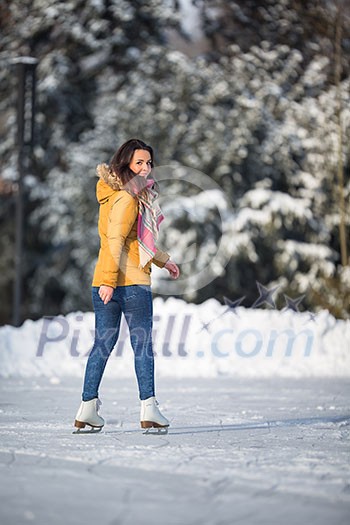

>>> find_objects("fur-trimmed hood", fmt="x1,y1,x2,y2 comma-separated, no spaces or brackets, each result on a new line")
95,163,121,204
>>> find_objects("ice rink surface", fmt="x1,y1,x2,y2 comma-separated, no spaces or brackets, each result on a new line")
0,377,349,525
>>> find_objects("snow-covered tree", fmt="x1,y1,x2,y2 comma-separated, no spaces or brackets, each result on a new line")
0,0,349,322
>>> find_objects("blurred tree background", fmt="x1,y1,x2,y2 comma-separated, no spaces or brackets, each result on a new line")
0,0,349,324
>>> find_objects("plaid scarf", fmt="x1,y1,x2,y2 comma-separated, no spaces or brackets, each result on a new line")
136,179,164,268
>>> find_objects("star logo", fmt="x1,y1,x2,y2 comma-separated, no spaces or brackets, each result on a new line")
283,294,305,313
251,281,279,309
199,320,213,333
198,295,245,333
223,295,246,316
305,312,317,323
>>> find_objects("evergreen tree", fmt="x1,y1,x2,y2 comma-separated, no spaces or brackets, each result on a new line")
0,0,349,322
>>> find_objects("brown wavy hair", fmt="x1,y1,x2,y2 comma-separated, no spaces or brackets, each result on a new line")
109,138,154,195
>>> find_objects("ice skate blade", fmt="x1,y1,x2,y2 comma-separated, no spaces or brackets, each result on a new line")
141,421,169,435
142,427,168,435
72,426,103,434
73,420,103,434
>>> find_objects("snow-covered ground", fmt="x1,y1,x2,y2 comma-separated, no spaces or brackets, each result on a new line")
1,297,350,380
0,298,349,524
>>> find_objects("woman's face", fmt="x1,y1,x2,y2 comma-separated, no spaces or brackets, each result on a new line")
129,149,152,178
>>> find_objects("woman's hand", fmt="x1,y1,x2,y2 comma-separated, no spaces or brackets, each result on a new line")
164,260,180,280
99,285,114,305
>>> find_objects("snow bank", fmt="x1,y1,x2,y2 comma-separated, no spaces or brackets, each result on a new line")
0,297,349,379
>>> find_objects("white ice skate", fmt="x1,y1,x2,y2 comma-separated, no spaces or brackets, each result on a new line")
140,396,169,435
73,398,104,434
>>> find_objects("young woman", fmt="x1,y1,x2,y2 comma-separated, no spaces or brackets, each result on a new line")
74,139,180,433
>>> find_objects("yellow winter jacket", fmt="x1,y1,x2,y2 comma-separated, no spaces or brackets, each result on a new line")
92,164,170,288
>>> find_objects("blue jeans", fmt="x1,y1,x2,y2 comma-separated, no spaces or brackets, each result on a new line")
82,285,155,401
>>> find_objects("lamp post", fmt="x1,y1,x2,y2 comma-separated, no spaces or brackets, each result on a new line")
11,57,38,327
